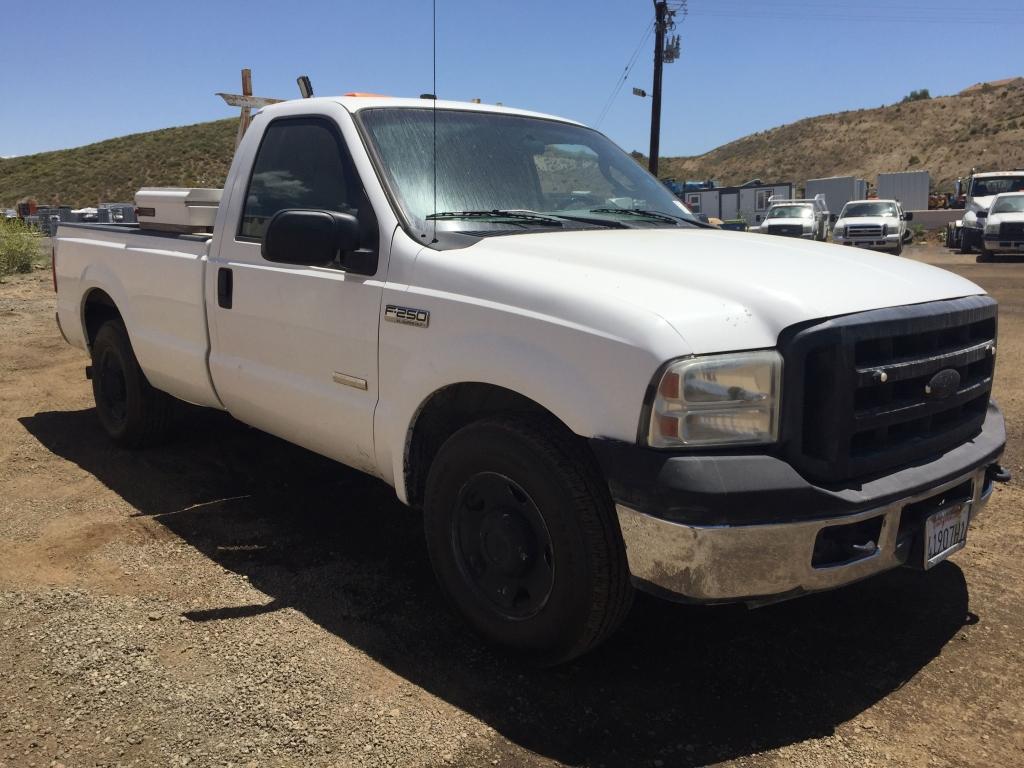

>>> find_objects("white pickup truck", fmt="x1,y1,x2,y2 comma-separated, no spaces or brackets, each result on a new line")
980,191,1024,260
955,170,1024,257
755,195,830,241
54,96,1008,664
832,198,912,255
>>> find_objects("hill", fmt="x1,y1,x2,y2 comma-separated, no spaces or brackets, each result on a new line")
0,119,236,208
657,78,1024,190
2,78,1023,208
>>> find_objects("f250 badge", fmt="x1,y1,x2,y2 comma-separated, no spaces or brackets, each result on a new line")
385,304,430,328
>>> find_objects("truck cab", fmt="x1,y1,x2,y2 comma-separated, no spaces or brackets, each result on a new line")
832,198,912,255
755,195,829,241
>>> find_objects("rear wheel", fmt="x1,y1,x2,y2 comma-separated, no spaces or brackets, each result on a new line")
91,321,174,447
423,416,633,665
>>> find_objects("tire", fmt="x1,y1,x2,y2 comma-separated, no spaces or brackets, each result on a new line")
977,249,993,263
90,320,174,447
895,237,904,256
423,415,633,665
959,228,974,254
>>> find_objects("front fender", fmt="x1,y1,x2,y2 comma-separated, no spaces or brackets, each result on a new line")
375,311,676,503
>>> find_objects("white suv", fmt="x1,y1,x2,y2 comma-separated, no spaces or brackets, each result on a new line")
832,199,912,255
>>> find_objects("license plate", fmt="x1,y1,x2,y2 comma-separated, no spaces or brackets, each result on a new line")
924,503,971,569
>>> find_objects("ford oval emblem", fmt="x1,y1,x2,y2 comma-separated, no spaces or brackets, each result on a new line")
925,368,960,399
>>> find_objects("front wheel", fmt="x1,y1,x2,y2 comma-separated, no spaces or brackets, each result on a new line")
959,228,975,254
423,416,633,665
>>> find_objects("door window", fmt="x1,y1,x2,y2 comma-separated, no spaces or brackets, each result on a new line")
239,118,376,250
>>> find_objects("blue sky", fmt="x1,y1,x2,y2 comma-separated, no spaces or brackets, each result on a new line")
0,0,1020,159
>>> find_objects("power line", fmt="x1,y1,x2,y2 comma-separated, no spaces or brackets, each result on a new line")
594,20,654,129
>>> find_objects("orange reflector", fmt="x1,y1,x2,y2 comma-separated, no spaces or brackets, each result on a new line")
659,372,681,400
657,414,679,439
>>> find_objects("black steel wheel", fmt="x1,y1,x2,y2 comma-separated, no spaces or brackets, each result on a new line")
424,416,633,665
451,471,555,619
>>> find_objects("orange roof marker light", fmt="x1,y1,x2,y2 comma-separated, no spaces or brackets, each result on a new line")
344,92,390,98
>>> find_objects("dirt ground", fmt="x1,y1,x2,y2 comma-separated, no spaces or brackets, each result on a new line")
1,243,1022,768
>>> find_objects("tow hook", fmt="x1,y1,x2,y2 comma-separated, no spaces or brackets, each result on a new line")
987,463,1012,484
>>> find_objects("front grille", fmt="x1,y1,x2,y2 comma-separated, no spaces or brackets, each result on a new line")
780,296,997,484
847,224,884,238
768,224,804,237
999,222,1024,239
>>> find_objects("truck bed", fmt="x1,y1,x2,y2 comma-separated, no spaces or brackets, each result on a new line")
54,222,222,409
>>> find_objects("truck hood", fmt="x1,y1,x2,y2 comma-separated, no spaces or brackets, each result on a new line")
762,217,812,227
987,211,1024,226
453,228,984,354
836,216,899,228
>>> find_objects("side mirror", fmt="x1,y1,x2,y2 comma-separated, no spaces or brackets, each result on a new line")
830,213,839,224
976,211,988,219
904,211,914,221
262,209,373,274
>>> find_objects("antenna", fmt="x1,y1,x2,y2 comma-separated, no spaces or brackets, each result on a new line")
432,0,438,243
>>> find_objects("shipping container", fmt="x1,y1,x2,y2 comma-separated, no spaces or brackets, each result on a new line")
877,171,929,212
804,176,868,214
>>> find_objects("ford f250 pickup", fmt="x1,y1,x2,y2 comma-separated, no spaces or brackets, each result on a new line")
54,96,1008,664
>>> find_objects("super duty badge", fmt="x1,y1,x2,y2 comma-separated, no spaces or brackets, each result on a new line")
385,304,430,328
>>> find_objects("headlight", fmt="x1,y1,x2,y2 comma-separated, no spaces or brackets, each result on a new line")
985,223,999,234
646,350,783,448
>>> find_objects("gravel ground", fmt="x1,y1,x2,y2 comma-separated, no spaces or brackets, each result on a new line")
1,243,1023,768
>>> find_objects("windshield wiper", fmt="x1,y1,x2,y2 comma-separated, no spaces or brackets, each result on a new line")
589,207,706,227
425,209,564,227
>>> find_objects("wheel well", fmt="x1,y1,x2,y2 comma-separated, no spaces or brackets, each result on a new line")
405,383,570,509
82,289,123,349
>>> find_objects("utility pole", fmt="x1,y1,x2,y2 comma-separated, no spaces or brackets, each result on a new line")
648,0,667,176
647,1,682,177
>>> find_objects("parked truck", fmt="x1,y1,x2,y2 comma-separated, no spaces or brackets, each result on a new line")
948,170,1024,257
832,198,913,255
754,194,830,240
53,95,1008,664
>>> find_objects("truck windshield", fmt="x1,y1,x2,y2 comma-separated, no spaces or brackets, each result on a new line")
359,108,699,235
841,202,897,218
971,177,1024,197
766,206,812,219
991,195,1024,214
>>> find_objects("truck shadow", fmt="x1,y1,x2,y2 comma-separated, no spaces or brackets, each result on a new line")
20,407,974,767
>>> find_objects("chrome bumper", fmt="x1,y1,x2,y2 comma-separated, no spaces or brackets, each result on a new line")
615,466,993,604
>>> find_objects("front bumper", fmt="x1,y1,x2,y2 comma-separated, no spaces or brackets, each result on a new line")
982,233,1024,251
834,233,902,250
595,403,1005,604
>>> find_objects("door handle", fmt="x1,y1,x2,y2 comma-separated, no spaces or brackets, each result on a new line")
217,267,233,309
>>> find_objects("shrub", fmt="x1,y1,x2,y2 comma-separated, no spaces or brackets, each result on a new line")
0,218,40,276
909,155,921,166
901,89,932,103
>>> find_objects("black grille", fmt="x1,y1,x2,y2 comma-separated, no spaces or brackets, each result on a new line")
767,224,804,237
999,222,1024,239
780,296,997,484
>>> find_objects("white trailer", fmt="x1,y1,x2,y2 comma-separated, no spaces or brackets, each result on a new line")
877,171,929,213
805,176,868,215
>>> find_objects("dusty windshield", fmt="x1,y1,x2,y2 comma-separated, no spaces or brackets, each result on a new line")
991,195,1024,214
841,201,898,218
359,107,699,236
767,205,812,219
971,176,1024,197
